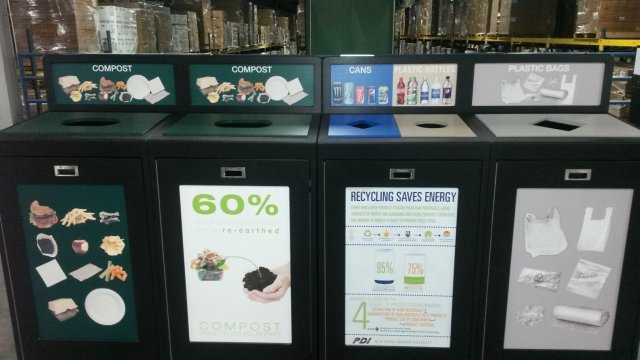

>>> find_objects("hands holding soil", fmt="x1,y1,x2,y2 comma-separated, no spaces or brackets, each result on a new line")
246,263,291,303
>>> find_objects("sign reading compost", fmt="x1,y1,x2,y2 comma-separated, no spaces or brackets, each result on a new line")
179,185,292,343
344,187,458,348
472,63,605,107
190,64,314,107
51,63,176,106
17,184,138,341
503,189,633,351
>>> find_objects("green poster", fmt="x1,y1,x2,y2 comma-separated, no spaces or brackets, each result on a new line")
17,185,138,341
190,64,314,107
51,63,176,106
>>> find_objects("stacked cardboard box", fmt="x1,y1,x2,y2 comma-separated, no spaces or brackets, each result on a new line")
211,10,226,50
576,0,640,37
417,0,433,37
152,4,173,53
171,14,189,52
277,16,291,43
438,0,455,35
9,0,101,53
97,6,138,53
212,0,243,23
172,0,212,51
257,8,276,45
490,0,557,37
295,2,305,49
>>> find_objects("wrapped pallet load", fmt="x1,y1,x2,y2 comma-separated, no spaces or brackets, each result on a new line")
257,8,276,45
118,2,158,53
466,0,491,35
438,0,455,36
576,0,640,38
9,0,101,53
151,4,173,53
97,5,138,53
210,10,226,50
171,13,189,52
490,0,557,37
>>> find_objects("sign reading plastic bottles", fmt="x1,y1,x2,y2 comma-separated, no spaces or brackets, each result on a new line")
504,189,632,351
344,187,458,348
472,63,605,106
330,64,457,107
179,185,292,344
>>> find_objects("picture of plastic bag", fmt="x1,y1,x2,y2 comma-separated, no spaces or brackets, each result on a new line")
518,267,561,291
523,207,568,257
577,207,613,252
515,304,545,327
566,259,611,299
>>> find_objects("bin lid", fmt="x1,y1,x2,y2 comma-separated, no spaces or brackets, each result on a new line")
4,112,170,136
476,113,640,138
328,114,400,138
396,114,476,137
163,113,311,137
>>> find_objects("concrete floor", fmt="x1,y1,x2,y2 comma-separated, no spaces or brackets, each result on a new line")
0,257,17,360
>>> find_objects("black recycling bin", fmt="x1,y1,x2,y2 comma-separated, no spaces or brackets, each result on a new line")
148,56,320,359
318,55,491,359
467,53,640,359
0,54,179,359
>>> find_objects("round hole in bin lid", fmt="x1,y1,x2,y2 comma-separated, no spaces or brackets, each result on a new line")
62,118,120,126
215,120,272,128
416,122,447,129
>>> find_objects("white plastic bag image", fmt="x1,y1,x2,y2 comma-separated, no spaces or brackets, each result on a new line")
524,207,568,257
577,207,613,252
566,259,611,299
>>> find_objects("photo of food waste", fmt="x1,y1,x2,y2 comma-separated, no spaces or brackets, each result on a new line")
20,191,136,340
58,74,170,104
196,75,307,105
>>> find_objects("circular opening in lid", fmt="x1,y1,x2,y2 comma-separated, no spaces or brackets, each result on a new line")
62,119,120,126
416,122,447,129
215,120,272,128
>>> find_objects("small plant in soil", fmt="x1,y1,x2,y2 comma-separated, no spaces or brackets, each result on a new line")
243,267,277,291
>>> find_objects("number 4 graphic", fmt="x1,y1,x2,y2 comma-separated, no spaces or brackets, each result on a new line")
352,301,369,330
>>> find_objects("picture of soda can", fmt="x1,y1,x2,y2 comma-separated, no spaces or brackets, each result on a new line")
343,82,355,105
367,86,376,104
378,86,389,104
332,82,343,104
355,85,365,104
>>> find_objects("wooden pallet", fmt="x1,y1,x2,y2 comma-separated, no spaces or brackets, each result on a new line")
574,32,597,39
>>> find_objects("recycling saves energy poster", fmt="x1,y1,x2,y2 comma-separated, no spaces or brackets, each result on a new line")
344,187,458,348
179,185,292,343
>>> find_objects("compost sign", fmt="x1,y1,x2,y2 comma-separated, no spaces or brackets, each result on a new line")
179,185,292,343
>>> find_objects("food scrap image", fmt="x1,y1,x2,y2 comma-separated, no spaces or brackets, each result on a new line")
58,74,170,104
100,235,125,256
196,75,307,105
29,200,58,228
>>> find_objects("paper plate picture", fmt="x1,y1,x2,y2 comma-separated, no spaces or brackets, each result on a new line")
265,76,289,101
84,288,126,326
126,75,151,100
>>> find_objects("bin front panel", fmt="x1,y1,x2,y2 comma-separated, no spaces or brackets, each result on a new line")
323,159,483,359
484,160,640,359
0,157,161,358
156,158,313,358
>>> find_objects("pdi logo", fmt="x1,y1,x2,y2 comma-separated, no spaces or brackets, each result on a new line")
352,337,372,345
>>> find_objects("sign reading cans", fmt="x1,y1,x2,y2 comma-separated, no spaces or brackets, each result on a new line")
330,64,458,107
190,64,314,107
472,63,605,107
51,63,176,106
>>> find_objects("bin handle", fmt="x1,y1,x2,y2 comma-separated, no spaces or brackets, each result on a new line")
389,168,415,180
221,167,246,179
564,169,591,181
54,165,79,177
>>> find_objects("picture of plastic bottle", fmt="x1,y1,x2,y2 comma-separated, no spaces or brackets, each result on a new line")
407,77,418,105
443,75,453,104
397,77,405,105
420,77,429,104
431,76,442,104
